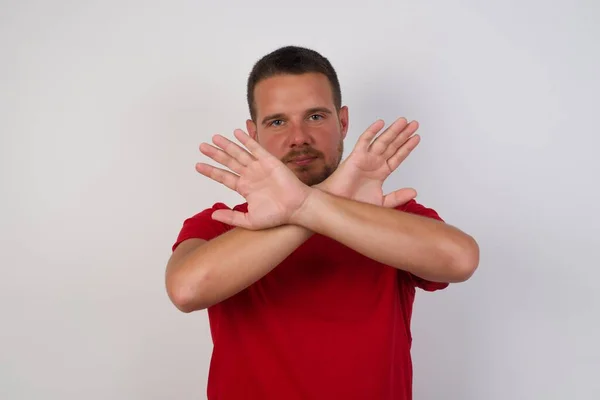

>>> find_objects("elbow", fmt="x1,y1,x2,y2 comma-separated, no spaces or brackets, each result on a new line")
166,271,210,313
169,290,203,314
448,234,480,283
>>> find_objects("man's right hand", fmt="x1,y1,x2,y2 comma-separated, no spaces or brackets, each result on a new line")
317,117,420,208
195,129,312,230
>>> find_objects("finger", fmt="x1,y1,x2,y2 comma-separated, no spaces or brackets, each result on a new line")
382,120,419,159
355,120,385,152
211,209,253,229
195,162,239,192
387,134,421,171
382,188,417,208
369,117,409,155
233,129,271,159
200,143,245,174
212,134,256,166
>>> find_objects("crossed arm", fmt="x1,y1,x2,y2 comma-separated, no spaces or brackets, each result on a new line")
166,119,479,312
292,189,478,281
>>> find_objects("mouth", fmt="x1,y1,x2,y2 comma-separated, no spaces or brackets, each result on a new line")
288,156,318,166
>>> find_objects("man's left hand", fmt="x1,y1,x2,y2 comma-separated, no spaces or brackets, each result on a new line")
317,117,420,208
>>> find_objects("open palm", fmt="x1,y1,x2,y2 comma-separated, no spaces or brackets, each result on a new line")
322,118,420,207
196,129,311,230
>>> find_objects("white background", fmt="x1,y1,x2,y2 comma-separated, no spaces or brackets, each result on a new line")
2,0,599,399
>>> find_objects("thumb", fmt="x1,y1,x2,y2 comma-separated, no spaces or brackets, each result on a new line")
212,209,253,229
382,188,417,208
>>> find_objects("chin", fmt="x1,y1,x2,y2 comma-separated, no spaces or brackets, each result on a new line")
301,176,325,187
297,168,334,187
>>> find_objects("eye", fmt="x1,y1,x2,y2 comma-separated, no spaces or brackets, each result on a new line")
269,119,284,127
309,114,324,121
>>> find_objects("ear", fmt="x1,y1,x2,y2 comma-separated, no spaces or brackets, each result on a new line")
338,106,349,139
246,119,258,141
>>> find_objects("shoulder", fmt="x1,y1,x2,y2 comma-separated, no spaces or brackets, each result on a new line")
396,199,444,222
171,202,248,251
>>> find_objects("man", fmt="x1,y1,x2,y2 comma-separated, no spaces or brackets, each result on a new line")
166,46,479,399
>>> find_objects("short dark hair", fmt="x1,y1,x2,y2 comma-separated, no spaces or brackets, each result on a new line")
246,45,342,121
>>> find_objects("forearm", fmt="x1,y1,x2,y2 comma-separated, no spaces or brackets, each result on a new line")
173,225,312,311
293,189,479,283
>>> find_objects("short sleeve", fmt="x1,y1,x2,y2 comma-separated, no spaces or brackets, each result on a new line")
396,199,450,292
171,203,234,252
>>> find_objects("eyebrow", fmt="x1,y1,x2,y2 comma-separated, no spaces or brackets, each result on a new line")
261,107,334,126
261,113,285,126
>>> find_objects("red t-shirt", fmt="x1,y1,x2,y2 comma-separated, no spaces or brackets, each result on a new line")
172,199,448,400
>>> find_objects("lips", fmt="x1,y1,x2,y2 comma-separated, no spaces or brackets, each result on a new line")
291,156,316,162
289,156,317,166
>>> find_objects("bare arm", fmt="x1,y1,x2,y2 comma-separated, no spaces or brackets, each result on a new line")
292,189,479,283
166,225,312,312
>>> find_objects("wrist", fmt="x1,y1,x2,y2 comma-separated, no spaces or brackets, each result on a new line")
312,176,348,198
312,181,328,193
289,187,323,228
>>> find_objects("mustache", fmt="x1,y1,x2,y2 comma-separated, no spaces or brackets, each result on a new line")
281,147,323,163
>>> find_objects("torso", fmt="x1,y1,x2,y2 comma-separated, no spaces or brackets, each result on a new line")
207,234,416,400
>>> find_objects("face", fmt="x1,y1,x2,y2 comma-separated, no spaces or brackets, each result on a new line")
246,72,349,186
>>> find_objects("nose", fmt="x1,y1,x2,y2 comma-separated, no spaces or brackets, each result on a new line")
289,124,313,147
